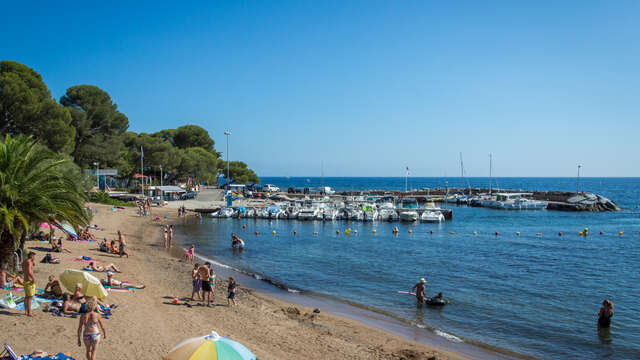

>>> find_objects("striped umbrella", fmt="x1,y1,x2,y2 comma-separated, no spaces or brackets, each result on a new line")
164,331,256,360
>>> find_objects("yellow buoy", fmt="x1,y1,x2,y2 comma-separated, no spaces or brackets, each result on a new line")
578,232,583,236
449,231,456,235
272,230,276,235
372,229,377,234
408,229,412,234
619,231,623,236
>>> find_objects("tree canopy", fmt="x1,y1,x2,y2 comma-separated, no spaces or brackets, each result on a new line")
0,61,75,153
0,60,260,187
60,85,129,168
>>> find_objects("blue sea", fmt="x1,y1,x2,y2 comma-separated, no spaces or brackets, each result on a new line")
180,177,640,359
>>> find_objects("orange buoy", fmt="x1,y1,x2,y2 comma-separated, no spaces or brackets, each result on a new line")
494,232,499,236
242,225,246,229
578,232,583,236
600,231,604,235
429,230,434,234
336,230,339,235
255,231,258,235
293,230,297,235
619,231,623,236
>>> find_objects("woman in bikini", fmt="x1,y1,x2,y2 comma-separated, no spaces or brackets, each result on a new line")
185,245,195,263
163,226,169,248
88,262,121,273
77,299,106,360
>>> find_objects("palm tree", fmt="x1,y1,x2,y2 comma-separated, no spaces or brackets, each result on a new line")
0,134,90,268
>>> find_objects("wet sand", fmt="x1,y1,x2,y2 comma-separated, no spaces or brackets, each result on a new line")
0,203,468,359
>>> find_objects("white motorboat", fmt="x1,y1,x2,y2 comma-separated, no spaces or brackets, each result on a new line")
362,204,378,221
297,207,320,220
349,208,364,221
218,207,234,218
487,193,547,210
399,210,418,222
322,208,339,221
379,208,399,221
420,210,444,223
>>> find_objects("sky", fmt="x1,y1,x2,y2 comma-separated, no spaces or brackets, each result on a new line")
2,1,639,177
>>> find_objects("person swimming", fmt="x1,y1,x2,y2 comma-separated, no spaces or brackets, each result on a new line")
598,299,614,329
231,233,245,249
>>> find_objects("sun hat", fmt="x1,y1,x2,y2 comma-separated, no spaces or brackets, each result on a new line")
420,278,426,283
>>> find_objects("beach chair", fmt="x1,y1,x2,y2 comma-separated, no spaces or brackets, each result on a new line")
0,344,18,360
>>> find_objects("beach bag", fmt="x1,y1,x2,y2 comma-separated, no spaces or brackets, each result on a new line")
0,293,17,309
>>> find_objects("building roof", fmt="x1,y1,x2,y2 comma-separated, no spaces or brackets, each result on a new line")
155,186,186,193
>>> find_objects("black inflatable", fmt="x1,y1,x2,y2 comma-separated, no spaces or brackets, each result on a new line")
425,298,447,306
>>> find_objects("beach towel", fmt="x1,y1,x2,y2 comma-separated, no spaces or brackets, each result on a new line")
69,258,94,263
10,287,44,295
82,267,95,271
17,352,76,359
105,287,135,293
14,295,53,311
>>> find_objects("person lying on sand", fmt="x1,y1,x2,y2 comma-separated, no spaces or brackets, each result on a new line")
101,271,145,289
44,275,63,298
0,264,23,289
87,262,121,273
72,284,85,301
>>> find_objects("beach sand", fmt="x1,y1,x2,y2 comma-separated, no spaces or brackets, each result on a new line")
0,203,468,360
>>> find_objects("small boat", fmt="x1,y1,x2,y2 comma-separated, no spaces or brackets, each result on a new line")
362,204,378,222
266,205,284,219
379,208,398,221
297,207,320,220
420,211,444,223
399,211,418,222
487,193,547,210
218,207,234,218
322,208,339,221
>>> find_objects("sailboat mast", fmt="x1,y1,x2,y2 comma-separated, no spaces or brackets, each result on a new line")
321,160,324,189
489,153,492,196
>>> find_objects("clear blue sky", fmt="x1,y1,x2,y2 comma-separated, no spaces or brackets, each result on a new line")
3,1,638,177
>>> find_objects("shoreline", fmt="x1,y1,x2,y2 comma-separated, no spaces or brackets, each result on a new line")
1,203,473,359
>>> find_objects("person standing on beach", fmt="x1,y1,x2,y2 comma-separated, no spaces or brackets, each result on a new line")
411,278,427,306
168,225,174,248
227,277,237,307
163,225,168,249
198,263,213,307
77,298,106,360
191,263,202,301
22,252,36,316
185,245,195,264
117,230,129,258
598,299,614,329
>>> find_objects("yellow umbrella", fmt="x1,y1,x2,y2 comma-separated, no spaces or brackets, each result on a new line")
59,269,108,299
164,331,256,360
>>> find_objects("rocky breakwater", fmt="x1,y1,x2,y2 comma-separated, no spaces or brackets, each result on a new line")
535,192,620,212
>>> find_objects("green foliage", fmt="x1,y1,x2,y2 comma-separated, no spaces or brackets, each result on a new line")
0,134,90,267
60,85,129,168
220,160,260,184
87,191,134,207
0,61,76,153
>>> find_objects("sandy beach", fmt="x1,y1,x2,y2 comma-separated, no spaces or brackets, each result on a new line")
0,203,468,360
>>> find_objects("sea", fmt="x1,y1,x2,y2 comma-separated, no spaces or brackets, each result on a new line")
178,177,640,359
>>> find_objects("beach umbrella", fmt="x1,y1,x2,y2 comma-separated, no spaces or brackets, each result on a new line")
164,331,256,360
59,269,108,299
57,223,78,238
39,222,57,229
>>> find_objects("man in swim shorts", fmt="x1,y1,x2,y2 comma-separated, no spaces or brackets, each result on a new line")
198,263,213,307
22,252,36,316
411,278,427,306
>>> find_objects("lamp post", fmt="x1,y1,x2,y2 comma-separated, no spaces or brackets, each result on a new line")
160,165,163,187
93,162,99,190
577,164,582,194
224,131,231,181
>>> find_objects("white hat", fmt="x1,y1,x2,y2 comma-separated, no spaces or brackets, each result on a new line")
420,278,426,283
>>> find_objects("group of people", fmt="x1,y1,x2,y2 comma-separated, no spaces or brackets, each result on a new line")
98,230,129,258
190,262,238,307
137,198,152,217
177,205,187,217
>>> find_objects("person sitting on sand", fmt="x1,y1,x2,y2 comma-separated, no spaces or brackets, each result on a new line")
72,284,85,302
62,293,86,313
44,275,63,298
99,239,109,253
411,278,427,306
87,262,121,273
231,233,245,249
50,236,72,253
598,299,614,329
185,245,195,264
0,264,23,289
101,271,145,289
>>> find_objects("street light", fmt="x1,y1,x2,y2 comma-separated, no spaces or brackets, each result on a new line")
224,131,231,181
93,162,99,190
159,165,163,187
577,164,582,194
